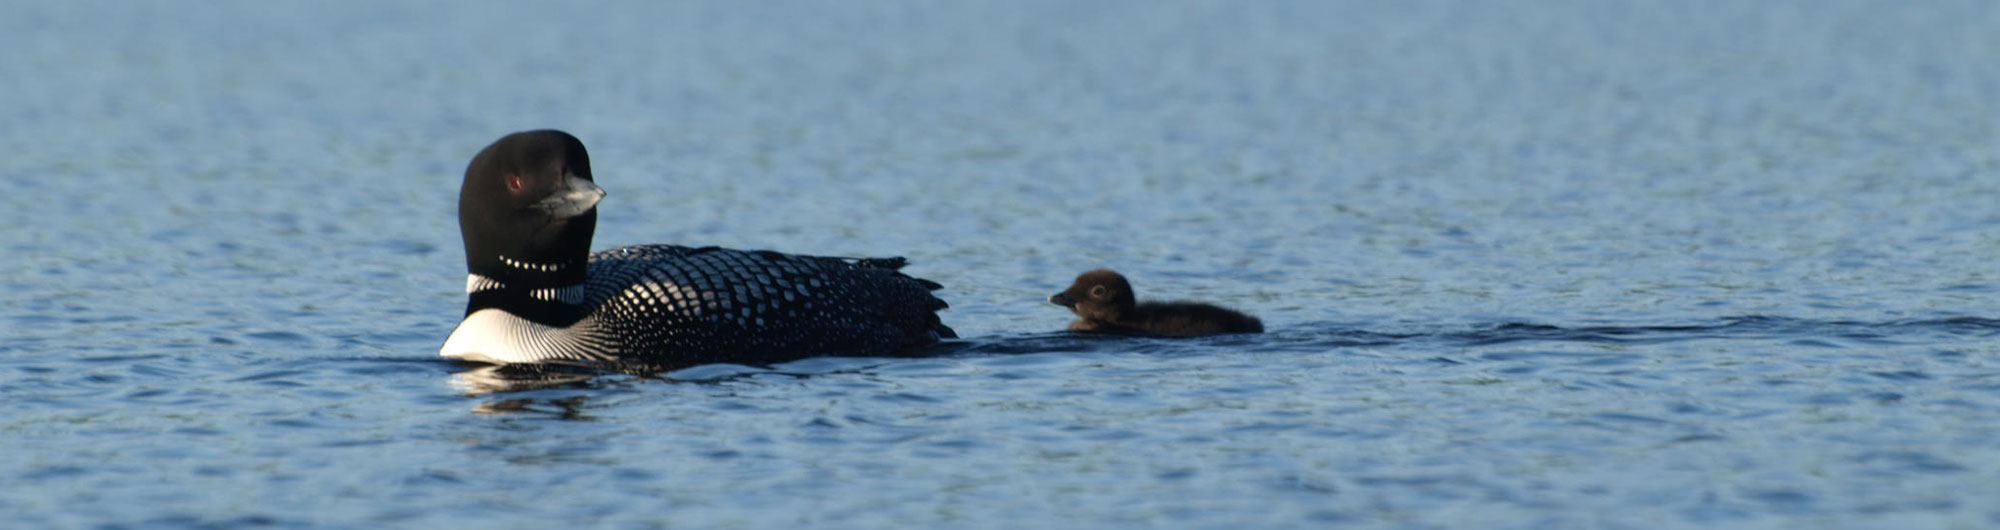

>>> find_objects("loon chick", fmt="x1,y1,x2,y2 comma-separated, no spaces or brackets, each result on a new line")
1048,269,1263,336
441,130,953,368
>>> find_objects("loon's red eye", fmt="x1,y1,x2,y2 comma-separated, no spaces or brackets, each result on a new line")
507,175,524,191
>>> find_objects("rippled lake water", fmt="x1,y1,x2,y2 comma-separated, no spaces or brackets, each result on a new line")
6,1,2000,528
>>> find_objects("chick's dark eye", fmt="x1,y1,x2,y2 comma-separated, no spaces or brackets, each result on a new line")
1089,285,1107,297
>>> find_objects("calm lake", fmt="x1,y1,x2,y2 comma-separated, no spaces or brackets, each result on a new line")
6,1,2000,528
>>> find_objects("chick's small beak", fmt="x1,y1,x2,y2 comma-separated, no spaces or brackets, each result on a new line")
1049,293,1075,307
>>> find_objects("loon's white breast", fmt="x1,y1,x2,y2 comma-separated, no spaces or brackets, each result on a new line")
440,308,605,364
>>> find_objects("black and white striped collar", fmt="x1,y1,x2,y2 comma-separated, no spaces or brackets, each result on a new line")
465,273,585,305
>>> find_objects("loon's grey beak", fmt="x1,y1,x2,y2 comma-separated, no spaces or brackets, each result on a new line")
534,173,606,218
1049,293,1075,307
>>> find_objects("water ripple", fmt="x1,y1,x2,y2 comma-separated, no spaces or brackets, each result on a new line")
9,1,2000,527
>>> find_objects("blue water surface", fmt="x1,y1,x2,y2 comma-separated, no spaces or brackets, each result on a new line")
5,1,2000,528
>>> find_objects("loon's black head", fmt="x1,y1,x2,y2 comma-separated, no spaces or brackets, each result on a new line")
459,130,604,290
1049,269,1137,322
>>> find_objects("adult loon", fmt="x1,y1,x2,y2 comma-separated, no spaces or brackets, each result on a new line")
440,130,953,368
1048,269,1263,336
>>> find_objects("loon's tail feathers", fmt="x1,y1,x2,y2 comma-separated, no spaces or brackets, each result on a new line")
847,255,945,291
884,312,958,355
929,315,958,339
781,250,954,343
853,256,909,270
846,254,956,341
